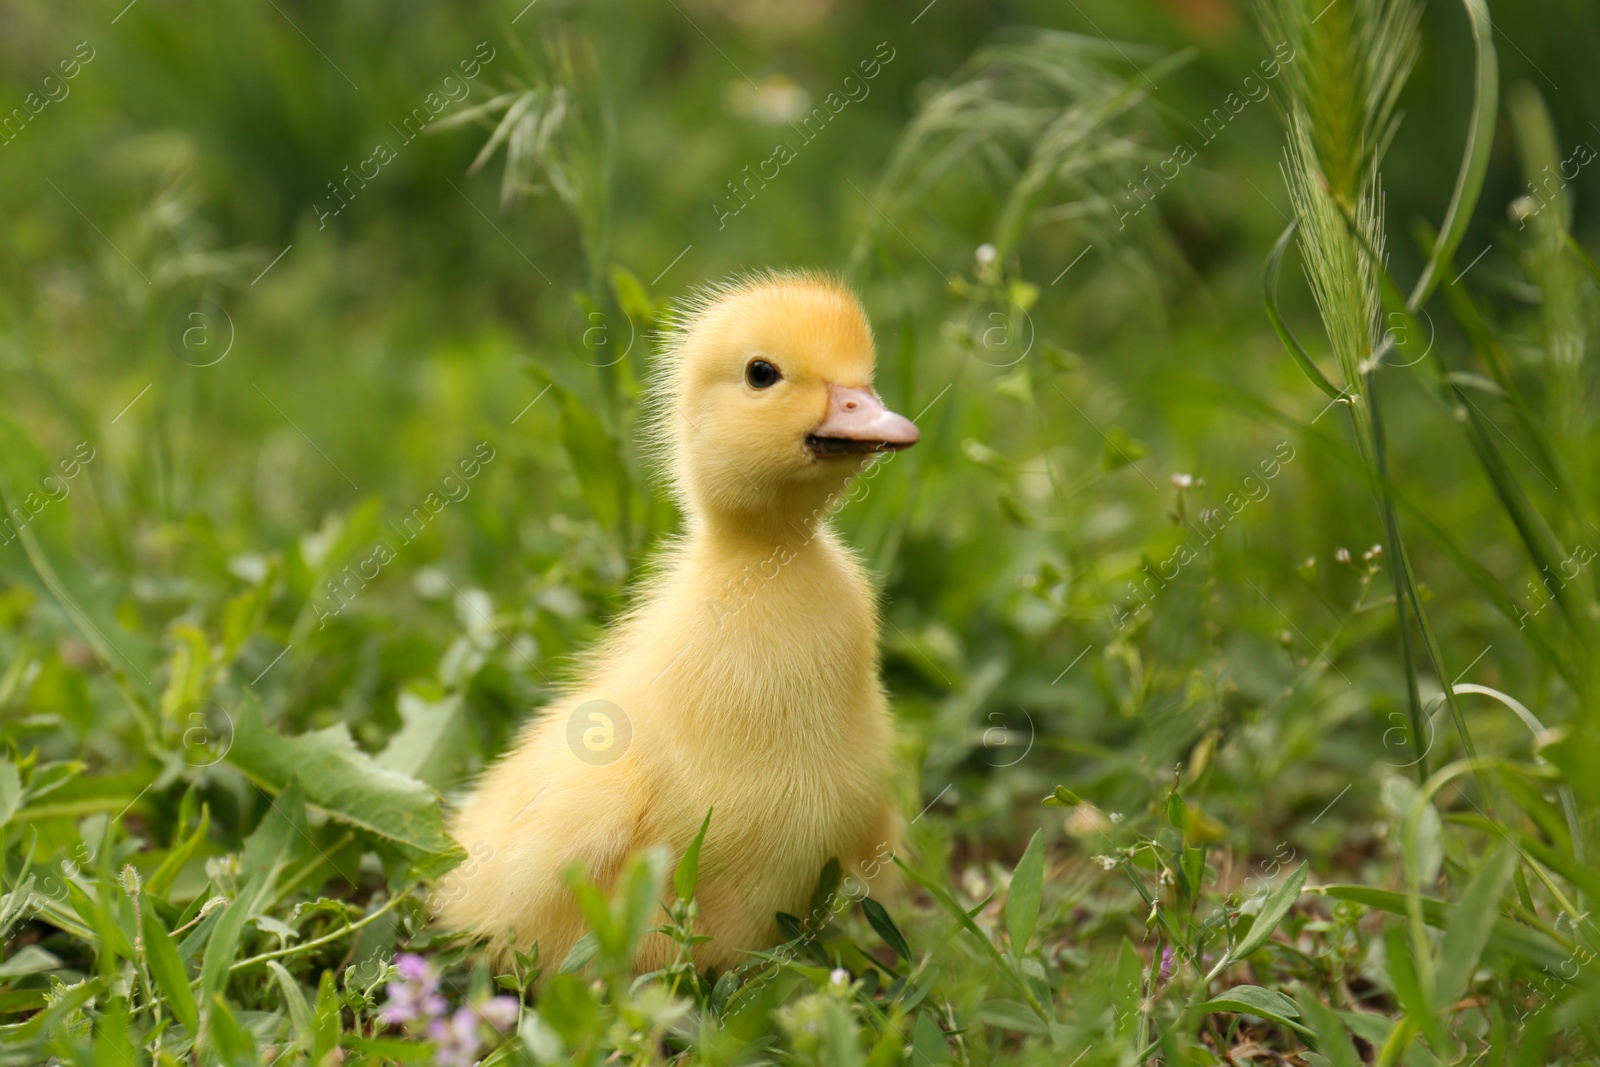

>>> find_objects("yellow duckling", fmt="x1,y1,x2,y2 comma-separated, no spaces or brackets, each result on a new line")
440,271,918,972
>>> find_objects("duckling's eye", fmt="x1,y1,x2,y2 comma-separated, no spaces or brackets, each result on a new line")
745,358,781,389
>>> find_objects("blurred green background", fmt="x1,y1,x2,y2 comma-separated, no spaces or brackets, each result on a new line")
2,0,1599,1061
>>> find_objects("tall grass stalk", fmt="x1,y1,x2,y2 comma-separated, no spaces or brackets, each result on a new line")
1260,0,1464,780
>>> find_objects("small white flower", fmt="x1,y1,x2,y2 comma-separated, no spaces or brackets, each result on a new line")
1335,547,1351,564
1170,472,1194,490
1092,855,1118,870
1364,543,1383,561
829,968,850,988
975,243,997,266
1108,811,1123,823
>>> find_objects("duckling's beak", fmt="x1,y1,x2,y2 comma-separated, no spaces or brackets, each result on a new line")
806,384,920,457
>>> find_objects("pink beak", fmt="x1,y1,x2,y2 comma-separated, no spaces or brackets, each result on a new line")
806,384,920,456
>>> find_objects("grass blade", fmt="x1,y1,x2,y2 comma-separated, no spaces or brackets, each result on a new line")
1216,860,1307,974
1003,829,1045,953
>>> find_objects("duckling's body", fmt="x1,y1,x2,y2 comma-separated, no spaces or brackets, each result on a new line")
441,273,915,971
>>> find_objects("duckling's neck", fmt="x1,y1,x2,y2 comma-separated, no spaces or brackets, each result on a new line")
686,504,841,560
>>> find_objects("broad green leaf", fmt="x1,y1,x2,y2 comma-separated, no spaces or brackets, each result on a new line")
861,897,912,964
1230,860,1307,961
1003,829,1045,952
376,689,467,790
559,931,600,974
910,1011,954,1065
226,700,463,881
0,945,59,979
141,903,198,1034
978,998,1046,1035
1435,843,1518,1008
1382,776,1442,886
1199,984,1300,1020
674,806,712,902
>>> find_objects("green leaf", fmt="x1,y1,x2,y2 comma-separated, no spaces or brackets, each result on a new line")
1316,883,1566,969
145,803,211,900
807,858,842,930
200,778,306,1008
1003,830,1045,953
0,945,60,979
1300,995,1362,1067
225,700,464,881
910,1011,954,1065
207,993,260,1065
376,689,467,790
92,996,135,1067
1041,785,1080,807
559,396,625,531
267,961,315,1052
1112,938,1142,1037
559,931,600,974
221,559,278,664
1383,920,1444,1052
895,857,1045,1019
312,968,341,1062
1264,219,1344,399
674,807,713,902
0,760,19,826
1406,0,1498,309
1435,843,1518,1008
1229,860,1307,962
1199,984,1300,1020
141,903,199,1034
978,998,1047,1035
861,897,913,964
610,264,660,326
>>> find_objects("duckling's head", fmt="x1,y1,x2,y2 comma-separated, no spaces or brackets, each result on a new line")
653,272,918,530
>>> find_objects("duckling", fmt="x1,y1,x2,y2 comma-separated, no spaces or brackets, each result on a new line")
439,271,918,973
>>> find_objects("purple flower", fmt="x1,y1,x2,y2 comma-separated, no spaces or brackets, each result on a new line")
475,996,520,1033
396,953,434,983
429,1006,484,1067
1159,945,1175,983
379,953,448,1026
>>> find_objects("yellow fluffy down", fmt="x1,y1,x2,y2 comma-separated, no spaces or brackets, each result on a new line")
439,272,905,973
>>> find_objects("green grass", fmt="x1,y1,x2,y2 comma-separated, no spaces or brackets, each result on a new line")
1,0,1598,1063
